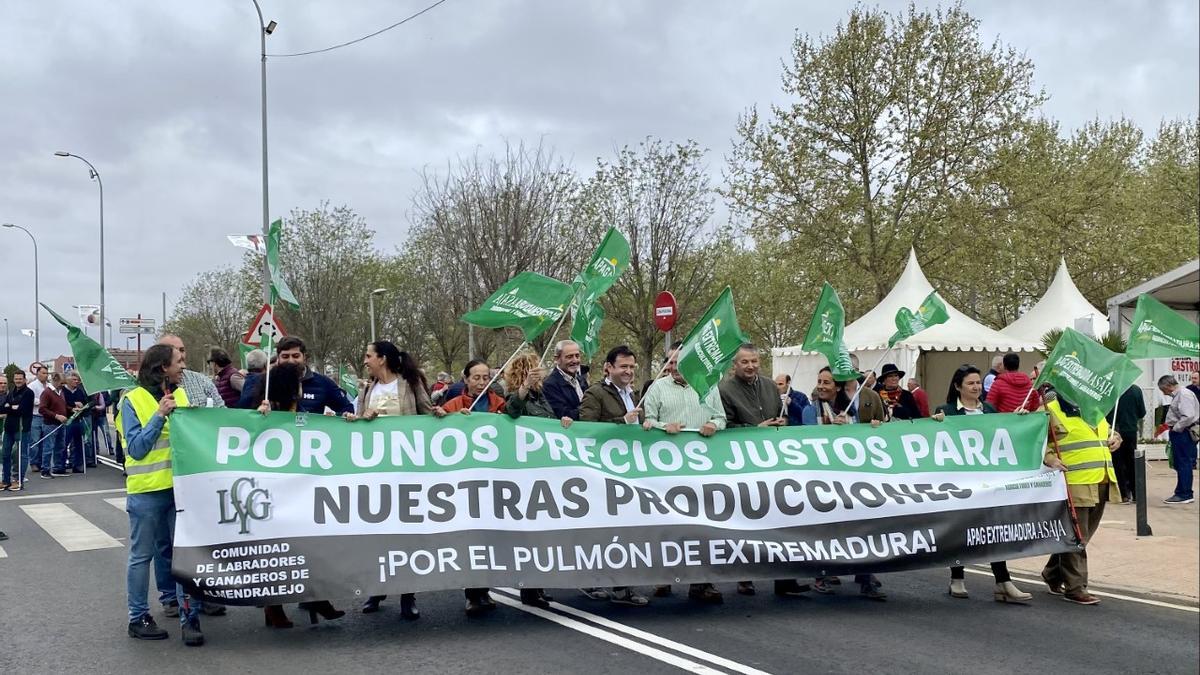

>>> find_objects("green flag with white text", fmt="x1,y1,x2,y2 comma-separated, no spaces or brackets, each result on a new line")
676,287,749,400
462,272,574,342
1125,294,1200,360
802,283,859,381
40,303,136,392
569,300,606,360
572,228,630,310
338,366,360,400
889,292,950,347
267,219,300,310
1035,327,1142,426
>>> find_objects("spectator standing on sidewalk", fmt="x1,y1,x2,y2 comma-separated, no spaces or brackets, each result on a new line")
1158,375,1198,505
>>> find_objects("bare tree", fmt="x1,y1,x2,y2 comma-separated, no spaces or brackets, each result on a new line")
163,266,256,369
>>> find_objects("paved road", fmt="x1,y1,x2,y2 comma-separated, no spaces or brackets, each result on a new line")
2,465,1197,675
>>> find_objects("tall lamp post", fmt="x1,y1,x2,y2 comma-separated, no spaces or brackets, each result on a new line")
249,1,277,304
3,318,9,365
2,223,40,363
369,288,388,343
54,151,106,349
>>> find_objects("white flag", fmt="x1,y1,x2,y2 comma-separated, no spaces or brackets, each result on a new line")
20,329,36,338
228,234,266,255
75,304,99,326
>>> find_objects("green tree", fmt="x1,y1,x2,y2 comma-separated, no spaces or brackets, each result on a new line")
726,3,1045,314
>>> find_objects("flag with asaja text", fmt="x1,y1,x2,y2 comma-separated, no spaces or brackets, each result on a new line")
677,287,749,400
889,292,950,347
1035,327,1141,426
1125,294,1200,360
802,283,859,381
462,272,575,343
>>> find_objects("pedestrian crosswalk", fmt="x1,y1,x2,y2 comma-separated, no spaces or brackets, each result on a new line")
18,502,124,552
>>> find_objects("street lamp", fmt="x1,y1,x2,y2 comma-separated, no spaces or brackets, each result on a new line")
250,0,276,304
369,288,388,343
54,151,106,349
3,318,9,365
2,223,40,363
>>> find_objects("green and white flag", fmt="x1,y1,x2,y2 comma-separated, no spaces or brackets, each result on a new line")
572,227,630,310
889,292,950,348
338,366,360,400
1125,294,1200,360
40,303,136,392
461,272,574,342
237,342,256,370
1035,327,1142,426
677,287,749,399
267,219,300,310
569,300,606,360
802,283,859,382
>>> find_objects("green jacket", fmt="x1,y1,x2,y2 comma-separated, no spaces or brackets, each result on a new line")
506,389,556,419
580,380,643,424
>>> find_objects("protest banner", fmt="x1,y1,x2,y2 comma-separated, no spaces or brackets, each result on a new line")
170,409,1075,604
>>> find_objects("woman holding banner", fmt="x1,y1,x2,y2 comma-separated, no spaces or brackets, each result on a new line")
932,365,1033,604
355,340,428,620
254,363,348,627
801,367,887,600
502,352,568,609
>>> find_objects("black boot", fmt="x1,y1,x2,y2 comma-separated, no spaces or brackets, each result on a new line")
127,614,168,640
400,593,419,620
181,618,204,646
362,595,386,613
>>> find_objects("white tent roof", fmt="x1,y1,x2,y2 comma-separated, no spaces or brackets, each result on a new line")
1004,258,1109,343
776,249,1038,356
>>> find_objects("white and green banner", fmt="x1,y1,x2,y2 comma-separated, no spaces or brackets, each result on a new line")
170,409,1075,604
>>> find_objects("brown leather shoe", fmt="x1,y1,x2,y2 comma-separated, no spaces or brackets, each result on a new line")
1062,591,1101,605
688,584,724,604
652,585,672,598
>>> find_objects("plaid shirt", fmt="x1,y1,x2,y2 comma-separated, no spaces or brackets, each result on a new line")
179,369,225,408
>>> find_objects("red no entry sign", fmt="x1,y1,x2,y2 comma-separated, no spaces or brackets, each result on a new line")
653,291,678,332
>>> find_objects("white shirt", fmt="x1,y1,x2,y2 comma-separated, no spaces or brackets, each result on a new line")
367,379,400,415
605,378,635,412
28,379,46,401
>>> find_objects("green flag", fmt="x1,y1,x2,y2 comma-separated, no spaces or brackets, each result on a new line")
237,342,256,370
802,283,860,381
461,272,574,342
337,366,359,400
676,287,749,400
572,228,631,310
1035,327,1142,426
267,219,300,310
1125,294,1200,360
569,300,606,360
888,292,951,347
40,303,137,392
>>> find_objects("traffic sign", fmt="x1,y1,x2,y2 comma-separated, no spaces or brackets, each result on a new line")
119,317,157,335
243,304,287,346
653,291,678,332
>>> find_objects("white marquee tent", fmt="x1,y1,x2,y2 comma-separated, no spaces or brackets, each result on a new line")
772,249,1040,399
1003,258,1109,343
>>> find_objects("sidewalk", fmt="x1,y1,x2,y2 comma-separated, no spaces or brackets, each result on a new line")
1007,460,1199,603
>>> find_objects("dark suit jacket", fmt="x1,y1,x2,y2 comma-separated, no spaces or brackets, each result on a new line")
543,367,589,420
579,380,643,424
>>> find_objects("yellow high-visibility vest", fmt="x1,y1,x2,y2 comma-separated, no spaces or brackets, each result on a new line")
115,386,188,494
1046,399,1118,486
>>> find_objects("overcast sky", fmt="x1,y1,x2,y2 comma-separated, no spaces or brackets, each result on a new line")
1,0,1196,371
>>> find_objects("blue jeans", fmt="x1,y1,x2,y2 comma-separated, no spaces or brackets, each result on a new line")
1169,430,1197,500
93,416,113,456
2,428,32,483
126,488,201,625
40,423,66,473
66,421,86,470
29,417,45,467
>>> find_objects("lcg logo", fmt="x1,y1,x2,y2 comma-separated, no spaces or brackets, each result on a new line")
217,477,272,534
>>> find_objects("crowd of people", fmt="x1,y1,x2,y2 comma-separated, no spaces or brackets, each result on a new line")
2,332,1198,647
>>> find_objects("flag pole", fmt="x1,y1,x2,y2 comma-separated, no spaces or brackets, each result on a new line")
262,301,275,408
539,313,570,364
470,341,528,411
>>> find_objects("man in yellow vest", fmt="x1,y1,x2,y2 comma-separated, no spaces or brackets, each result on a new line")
116,343,204,646
1040,392,1122,606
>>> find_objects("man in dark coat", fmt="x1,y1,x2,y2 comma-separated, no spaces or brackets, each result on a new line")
543,339,589,423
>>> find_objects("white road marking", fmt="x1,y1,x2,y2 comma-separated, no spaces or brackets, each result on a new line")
0,487,126,503
962,568,1198,613
19,502,123,552
494,588,772,674
489,591,730,674
0,544,7,558
105,497,127,511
